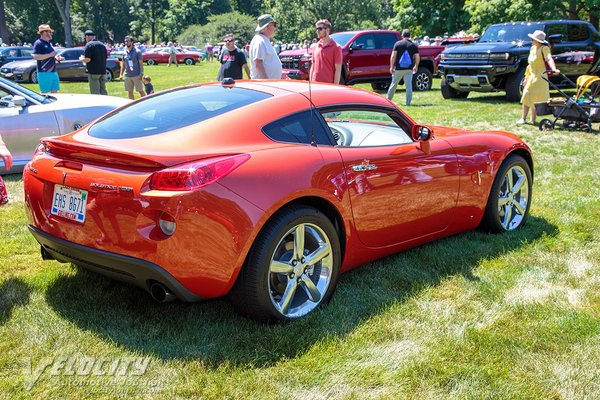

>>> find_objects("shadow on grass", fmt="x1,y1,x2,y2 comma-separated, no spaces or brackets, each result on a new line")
0,278,32,325
45,215,557,368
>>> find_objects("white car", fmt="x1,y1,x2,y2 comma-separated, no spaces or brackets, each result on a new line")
0,77,129,174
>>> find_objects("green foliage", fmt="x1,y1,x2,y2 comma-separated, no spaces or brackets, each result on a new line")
177,11,256,46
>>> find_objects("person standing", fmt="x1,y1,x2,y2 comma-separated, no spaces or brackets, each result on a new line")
386,29,420,105
309,19,343,84
119,36,145,100
32,24,63,94
167,42,178,67
217,34,251,81
249,14,284,79
517,30,559,125
80,30,108,95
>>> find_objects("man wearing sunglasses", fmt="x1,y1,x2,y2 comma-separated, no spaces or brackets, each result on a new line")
217,34,251,81
119,36,145,100
310,19,342,84
249,14,284,79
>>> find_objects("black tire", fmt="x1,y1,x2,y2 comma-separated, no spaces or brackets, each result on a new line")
147,59,156,66
505,67,525,102
229,205,341,323
440,76,468,99
104,68,113,82
370,82,390,93
539,118,554,131
479,154,532,233
339,69,346,85
184,58,195,65
413,67,433,91
30,70,38,84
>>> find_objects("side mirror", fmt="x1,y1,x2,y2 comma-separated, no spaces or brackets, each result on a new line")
547,34,562,44
412,125,432,141
412,125,432,154
12,95,27,107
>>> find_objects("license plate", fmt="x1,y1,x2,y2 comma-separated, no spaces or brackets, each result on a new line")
51,185,88,223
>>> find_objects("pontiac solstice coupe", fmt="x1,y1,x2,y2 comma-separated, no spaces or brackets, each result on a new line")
23,80,533,322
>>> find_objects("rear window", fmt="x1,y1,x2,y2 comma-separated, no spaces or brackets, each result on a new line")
88,86,271,139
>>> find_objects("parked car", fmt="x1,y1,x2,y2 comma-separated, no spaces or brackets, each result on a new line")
0,46,33,66
0,48,121,84
143,48,201,65
0,77,129,174
439,20,600,101
279,30,444,92
23,80,533,322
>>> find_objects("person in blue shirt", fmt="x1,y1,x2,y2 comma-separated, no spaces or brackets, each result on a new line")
32,24,63,93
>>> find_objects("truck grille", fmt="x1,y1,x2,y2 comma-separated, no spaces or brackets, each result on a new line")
280,56,301,70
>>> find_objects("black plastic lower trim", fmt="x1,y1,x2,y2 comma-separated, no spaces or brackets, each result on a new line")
28,225,203,302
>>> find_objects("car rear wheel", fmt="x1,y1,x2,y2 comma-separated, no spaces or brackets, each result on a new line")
230,206,341,322
479,154,532,233
147,59,156,66
104,68,113,82
30,70,38,84
413,67,432,91
441,76,468,99
184,58,195,65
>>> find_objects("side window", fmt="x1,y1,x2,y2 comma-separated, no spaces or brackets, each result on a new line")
21,49,33,57
352,34,376,50
320,108,412,147
262,110,332,145
546,24,568,39
567,25,589,42
62,51,78,61
377,33,398,50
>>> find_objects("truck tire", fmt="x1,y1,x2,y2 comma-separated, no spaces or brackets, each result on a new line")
370,82,390,93
441,76,468,99
505,67,525,102
413,67,433,91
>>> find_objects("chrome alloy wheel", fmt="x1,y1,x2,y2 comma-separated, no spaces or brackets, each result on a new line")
268,223,333,318
497,165,529,230
415,72,430,91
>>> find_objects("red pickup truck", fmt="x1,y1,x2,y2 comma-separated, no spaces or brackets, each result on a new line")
279,30,444,92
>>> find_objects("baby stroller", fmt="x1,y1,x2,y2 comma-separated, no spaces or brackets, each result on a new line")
535,72,600,133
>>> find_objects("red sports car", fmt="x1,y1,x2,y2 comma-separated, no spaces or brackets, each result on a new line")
23,81,533,322
143,48,201,65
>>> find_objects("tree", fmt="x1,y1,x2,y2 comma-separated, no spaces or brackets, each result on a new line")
389,0,470,36
177,11,255,46
52,0,73,47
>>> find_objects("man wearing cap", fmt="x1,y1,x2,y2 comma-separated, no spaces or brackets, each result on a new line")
80,30,108,95
217,34,250,81
249,14,284,79
119,35,145,100
32,24,63,93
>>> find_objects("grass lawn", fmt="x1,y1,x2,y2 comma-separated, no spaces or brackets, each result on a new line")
1,62,599,399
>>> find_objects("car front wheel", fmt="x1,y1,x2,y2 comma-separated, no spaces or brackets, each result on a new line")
147,59,156,66
30,70,38,84
230,206,341,322
479,154,532,233
104,68,113,82
184,58,195,65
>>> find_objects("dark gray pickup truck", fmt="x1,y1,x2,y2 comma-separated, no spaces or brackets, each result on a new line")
438,20,600,101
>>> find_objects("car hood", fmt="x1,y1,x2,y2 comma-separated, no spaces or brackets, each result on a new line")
2,59,35,69
443,41,530,55
45,93,130,111
279,49,312,57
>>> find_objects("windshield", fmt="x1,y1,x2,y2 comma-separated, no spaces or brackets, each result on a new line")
479,24,543,43
0,77,49,103
88,85,271,139
331,33,355,47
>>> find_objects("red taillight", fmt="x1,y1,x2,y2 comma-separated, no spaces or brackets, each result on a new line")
149,154,250,191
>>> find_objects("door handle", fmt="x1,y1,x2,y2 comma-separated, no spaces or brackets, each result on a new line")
352,163,378,172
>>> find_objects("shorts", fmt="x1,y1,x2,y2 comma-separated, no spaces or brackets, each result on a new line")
124,75,144,92
37,71,60,93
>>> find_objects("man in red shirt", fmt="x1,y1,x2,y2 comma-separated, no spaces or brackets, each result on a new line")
310,19,342,84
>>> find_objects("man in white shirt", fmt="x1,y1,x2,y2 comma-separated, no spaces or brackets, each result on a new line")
249,14,284,79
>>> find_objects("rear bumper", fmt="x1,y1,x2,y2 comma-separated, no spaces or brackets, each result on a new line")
29,225,203,302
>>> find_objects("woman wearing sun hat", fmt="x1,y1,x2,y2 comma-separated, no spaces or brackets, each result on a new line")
518,29,559,125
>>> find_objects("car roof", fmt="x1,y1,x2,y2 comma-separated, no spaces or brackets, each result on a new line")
490,20,591,27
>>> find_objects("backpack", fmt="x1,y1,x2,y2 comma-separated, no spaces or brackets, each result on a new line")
398,49,412,69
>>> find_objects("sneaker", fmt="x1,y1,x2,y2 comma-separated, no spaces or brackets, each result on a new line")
516,118,526,125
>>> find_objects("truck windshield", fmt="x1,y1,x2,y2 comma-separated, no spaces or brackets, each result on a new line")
479,24,543,43
331,33,355,47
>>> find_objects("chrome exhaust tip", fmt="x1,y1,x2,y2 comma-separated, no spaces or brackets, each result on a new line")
149,282,176,303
